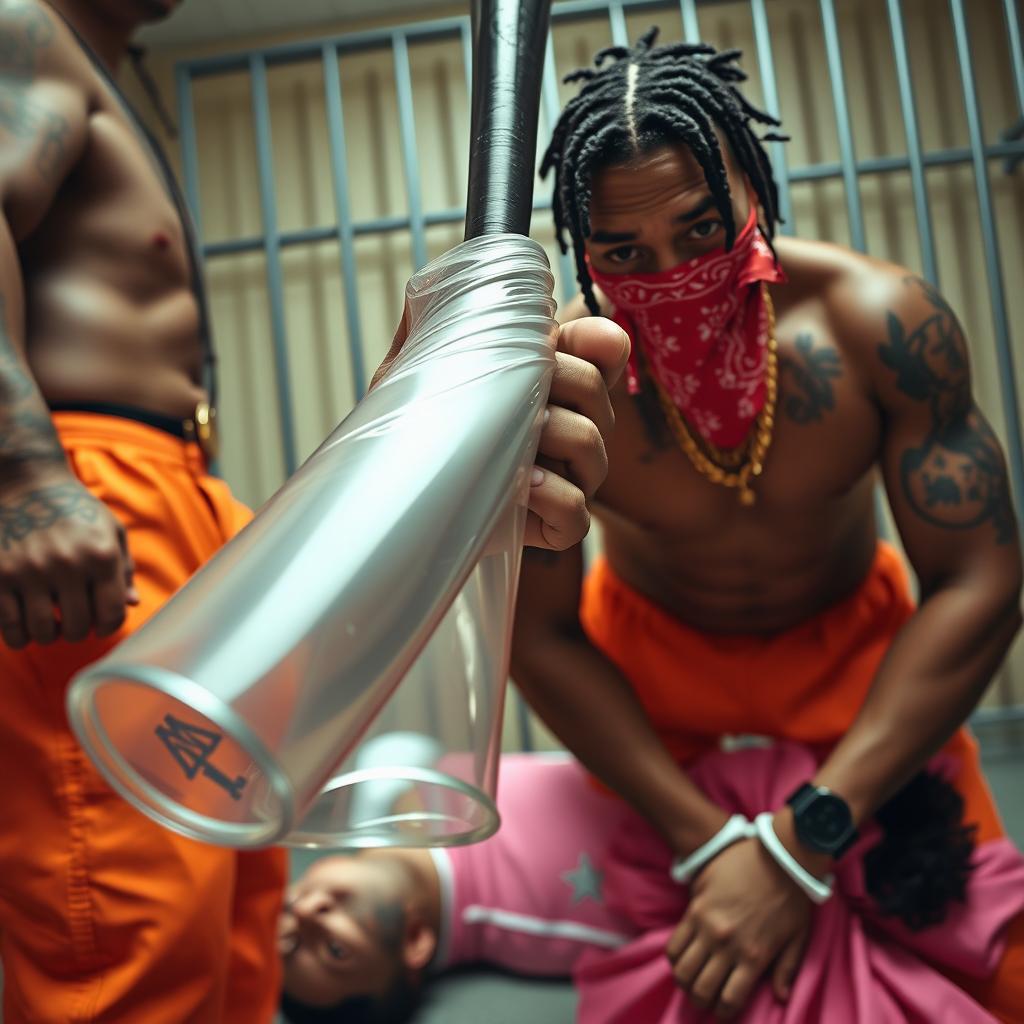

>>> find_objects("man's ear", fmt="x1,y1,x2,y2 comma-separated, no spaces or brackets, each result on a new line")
401,916,437,973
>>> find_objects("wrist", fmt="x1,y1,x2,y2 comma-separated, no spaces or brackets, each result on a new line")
771,805,834,879
665,805,733,858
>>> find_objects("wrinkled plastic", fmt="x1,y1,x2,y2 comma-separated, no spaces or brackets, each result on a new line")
66,234,556,849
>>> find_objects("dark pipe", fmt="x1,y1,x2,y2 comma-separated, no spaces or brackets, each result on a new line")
464,0,553,239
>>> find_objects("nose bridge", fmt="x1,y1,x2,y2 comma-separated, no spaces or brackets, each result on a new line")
293,889,332,919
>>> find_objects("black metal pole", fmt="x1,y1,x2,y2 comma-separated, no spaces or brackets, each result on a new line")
464,0,553,239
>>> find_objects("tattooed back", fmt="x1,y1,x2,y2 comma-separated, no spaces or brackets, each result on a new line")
575,235,1017,634
1,0,205,422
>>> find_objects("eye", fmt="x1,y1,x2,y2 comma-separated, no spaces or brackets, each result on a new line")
603,245,642,264
325,938,348,960
688,219,722,240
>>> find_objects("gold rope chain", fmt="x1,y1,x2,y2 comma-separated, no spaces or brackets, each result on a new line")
650,285,778,506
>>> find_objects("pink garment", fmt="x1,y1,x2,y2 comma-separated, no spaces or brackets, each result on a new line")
430,753,633,975
575,743,1024,1024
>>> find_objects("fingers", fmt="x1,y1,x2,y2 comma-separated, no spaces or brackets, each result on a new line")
689,952,732,1013
671,934,711,992
537,406,608,500
716,963,761,1021
555,317,630,389
89,548,131,639
548,350,615,450
666,914,696,963
117,523,140,605
771,930,808,1003
21,577,58,646
0,589,27,649
54,572,92,644
523,467,590,550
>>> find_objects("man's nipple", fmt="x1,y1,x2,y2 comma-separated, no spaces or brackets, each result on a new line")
152,231,171,250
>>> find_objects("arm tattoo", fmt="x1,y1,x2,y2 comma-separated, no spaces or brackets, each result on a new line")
781,333,841,424
0,3,69,182
0,296,66,468
0,483,99,549
879,277,1016,544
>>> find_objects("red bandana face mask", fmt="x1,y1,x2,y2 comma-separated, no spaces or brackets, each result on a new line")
588,203,785,449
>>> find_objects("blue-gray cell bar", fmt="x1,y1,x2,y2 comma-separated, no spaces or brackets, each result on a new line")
749,0,794,233
950,0,1024,514
392,33,429,272
609,1,630,47
174,65,204,239
819,0,866,252
249,54,298,476
542,32,578,304
321,44,369,402
460,18,473,101
1003,0,1024,113
516,691,535,753
885,0,938,286
680,0,700,44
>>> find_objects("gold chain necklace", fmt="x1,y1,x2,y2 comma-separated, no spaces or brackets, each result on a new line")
647,285,779,506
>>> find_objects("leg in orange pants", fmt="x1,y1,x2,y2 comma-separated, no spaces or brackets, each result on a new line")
0,414,286,1023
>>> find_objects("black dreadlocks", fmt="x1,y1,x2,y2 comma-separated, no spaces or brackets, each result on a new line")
541,27,788,317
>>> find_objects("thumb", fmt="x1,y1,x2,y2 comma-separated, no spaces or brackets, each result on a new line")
772,930,808,1002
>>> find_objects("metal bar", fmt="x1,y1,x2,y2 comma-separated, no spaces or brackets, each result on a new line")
460,18,474,102
542,31,578,303
608,1,630,47
1003,0,1024,113
321,43,369,402
885,0,938,285
392,32,429,271
950,0,1024,514
174,65,203,238
515,691,536,752
680,0,700,44
819,0,866,251
249,54,298,476
749,0,794,233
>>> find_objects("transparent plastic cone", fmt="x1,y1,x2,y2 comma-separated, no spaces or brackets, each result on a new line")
66,234,556,849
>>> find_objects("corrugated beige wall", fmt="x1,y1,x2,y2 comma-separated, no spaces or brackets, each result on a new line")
127,0,1024,741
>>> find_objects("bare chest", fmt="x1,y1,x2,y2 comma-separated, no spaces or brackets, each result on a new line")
597,313,882,538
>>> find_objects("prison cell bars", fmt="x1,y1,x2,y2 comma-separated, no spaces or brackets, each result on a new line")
174,0,1024,743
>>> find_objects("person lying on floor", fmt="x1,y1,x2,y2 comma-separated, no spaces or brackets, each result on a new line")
277,752,633,1023
279,742,1024,1024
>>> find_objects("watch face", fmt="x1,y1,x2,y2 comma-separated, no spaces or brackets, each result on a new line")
803,793,853,844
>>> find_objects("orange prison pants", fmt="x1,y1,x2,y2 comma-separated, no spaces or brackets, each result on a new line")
0,413,287,1023
580,542,1024,1023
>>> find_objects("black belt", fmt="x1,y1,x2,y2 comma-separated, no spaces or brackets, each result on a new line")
49,400,219,461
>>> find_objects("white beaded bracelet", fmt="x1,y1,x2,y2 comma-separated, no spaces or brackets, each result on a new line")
753,811,834,905
670,814,757,884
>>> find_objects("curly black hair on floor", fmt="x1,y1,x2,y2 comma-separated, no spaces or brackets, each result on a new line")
864,769,978,931
541,26,788,316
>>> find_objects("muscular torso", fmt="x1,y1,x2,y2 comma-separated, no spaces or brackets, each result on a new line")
591,237,885,634
21,4,204,419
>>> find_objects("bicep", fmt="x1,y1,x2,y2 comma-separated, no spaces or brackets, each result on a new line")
0,8,88,239
874,277,1019,588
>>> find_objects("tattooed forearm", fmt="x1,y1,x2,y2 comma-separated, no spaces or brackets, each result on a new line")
0,410,65,465
0,298,66,469
0,484,99,549
880,277,1016,544
781,333,841,424
0,1,53,77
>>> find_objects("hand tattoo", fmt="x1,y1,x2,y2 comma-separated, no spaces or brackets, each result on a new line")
0,483,100,549
879,277,1015,544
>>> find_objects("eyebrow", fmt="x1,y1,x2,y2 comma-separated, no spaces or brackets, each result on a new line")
589,194,719,244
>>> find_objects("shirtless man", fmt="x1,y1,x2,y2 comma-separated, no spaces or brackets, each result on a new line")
0,2,627,1020
512,29,1024,1022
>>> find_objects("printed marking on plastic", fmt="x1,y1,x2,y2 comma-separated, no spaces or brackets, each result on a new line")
155,714,248,801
